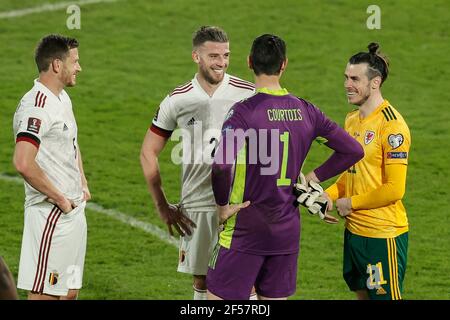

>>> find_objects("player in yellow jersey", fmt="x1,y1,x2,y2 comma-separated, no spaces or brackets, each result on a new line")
322,43,410,300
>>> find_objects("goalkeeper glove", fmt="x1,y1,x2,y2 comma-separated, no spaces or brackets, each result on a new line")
307,196,328,220
293,173,309,207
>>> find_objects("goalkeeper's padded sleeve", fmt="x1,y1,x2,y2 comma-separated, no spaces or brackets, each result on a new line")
351,164,407,210
325,173,347,201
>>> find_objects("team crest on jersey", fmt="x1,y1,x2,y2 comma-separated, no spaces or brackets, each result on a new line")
179,250,186,264
27,117,41,134
388,134,404,149
364,131,375,145
49,271,59,285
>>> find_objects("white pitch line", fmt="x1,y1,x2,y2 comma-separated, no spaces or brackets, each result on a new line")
0,0,118,19
0,173,179,248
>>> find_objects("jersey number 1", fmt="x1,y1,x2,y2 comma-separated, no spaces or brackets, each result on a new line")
276,132,291,186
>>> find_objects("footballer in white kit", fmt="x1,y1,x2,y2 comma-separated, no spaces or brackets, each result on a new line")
151,73,254,275
140,26,255,299
13,35,88,299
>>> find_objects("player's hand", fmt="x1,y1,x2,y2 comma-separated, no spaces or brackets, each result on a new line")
218,201,251,224
82,184,91,202
307,196,339,224
293,172,324,207
336,198,352,217
322,192,333,211
47,197,76,214
159,204,196,237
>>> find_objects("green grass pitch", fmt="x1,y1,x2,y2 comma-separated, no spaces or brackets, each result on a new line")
0,0,448,299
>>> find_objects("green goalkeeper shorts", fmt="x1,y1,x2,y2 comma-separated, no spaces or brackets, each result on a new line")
343,229,408,300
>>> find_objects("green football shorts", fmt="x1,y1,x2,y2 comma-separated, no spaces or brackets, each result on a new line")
343,229,408,300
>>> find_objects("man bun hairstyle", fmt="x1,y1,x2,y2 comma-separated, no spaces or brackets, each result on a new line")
192,26,228,48
349,42,389,86
35,34,79,72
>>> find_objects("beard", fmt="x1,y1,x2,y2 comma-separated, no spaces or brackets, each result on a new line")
61,67,76,87
199,64,224,85
350,85,371,106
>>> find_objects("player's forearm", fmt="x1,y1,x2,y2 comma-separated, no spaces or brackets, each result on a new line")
314,129,364,182
351,164,407,210
14,158,66,204
77,148,88,186
211,162,234,206
140,151,169,209
325,173,346,201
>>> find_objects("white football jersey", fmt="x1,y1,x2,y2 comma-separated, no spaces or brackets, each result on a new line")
151,73,255,211
13,80,84,207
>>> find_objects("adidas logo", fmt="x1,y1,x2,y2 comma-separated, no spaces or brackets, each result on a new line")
63,123,69,131
187,117,196,126
376,287,387,295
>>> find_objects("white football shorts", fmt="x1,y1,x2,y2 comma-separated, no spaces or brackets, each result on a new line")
17,201,87,296
177,209,220,275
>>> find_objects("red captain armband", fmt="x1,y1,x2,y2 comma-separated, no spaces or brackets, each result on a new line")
16,132,40,149
150,124,173,138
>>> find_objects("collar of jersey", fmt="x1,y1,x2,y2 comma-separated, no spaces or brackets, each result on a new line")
256,87,289,96
34,79,63,101
192,73,230,98
359,99,390,123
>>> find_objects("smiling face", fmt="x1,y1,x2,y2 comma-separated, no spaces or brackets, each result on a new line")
60,48,82,87
344,63,374,106
193,41,229,85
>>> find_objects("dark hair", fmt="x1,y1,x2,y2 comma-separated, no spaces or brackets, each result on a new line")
192,26,228,48
35,34,79,72
249,34,286,76
349,42,389,86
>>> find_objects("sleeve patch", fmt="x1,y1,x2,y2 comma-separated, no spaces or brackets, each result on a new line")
387,152,408,159
27,117,42,134
388,133,404,149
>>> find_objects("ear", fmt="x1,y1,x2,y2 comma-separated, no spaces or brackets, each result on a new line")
51,59,61,73
371,76,382,89
280,58,288,72
192,50,200,64
247,56,253,70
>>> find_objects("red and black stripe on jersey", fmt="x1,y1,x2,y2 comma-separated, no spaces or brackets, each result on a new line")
229,77,254,91
16,132,40,148
150,124,173,138
34,91,47,108
170,82,193,97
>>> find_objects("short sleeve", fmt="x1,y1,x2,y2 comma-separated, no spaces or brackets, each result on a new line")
381,120,411,165
151,95,177,138
15,106,52,148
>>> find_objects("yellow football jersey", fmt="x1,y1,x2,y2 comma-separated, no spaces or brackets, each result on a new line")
341,100,411,238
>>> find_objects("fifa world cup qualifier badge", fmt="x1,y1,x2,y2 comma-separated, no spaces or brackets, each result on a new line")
388,133,404,149
27,117,42,134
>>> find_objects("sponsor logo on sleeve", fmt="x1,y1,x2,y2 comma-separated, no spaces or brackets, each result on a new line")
27,117,41,134
388,133,404,149
387,152,408,159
